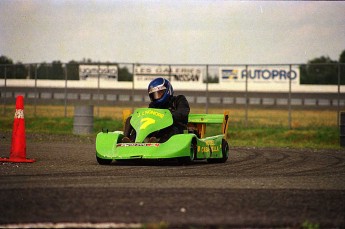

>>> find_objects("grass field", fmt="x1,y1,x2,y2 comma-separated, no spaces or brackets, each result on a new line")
0,105,343,149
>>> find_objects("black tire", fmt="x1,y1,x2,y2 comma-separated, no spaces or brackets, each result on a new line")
96,155,112,165
207,139,229,163
177,139,196,165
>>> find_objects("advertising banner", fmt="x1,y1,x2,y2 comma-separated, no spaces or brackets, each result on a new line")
134,65,203,84
220,66,299,85
79,65,118,81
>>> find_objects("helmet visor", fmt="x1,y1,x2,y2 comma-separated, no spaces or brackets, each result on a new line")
149,89,166,101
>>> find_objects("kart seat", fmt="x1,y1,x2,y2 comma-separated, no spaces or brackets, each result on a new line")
187,123,205,138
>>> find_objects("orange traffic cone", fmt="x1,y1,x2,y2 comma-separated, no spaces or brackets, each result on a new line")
0,95,35,163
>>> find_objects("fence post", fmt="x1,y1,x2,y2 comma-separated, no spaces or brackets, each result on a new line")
337,62,341,126
205,64,209,114
168,65,172,81
64,64,68,118
2,66,7,116
245,65,248,128
34,64,38,117
288,64,292,129
132,63,135,111
97,64,100,117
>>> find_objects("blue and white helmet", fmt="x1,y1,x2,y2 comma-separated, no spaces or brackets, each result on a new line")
148,77,174,106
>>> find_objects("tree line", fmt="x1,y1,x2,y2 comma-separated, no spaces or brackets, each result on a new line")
300,50,345,85
0,59,133,82
0,50,344,84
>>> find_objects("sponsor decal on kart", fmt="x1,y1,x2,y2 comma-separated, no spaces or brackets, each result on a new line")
198,145,220,153
137,110,165,119
117,143,160,147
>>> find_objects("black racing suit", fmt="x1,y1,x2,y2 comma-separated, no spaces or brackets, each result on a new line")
124,95,190,143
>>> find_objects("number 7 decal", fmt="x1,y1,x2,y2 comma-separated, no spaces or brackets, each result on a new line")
140,118,156,129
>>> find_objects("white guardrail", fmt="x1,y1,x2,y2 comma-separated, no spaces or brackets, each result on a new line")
1,79,344,93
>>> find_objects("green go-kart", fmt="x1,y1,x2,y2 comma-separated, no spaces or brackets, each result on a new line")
96,108,230,165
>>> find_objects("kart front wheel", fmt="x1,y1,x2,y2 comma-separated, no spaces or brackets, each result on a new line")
96,155,112,165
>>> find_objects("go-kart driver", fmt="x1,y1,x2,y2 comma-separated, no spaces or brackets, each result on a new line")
122,77,190,143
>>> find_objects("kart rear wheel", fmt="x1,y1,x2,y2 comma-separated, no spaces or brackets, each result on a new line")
207,139,229,163
177,139,196,165
96,155,112,165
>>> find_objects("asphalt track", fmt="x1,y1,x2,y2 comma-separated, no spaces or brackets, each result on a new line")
0,136,344,228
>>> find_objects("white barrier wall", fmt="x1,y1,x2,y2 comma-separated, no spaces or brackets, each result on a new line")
1,79,343,93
